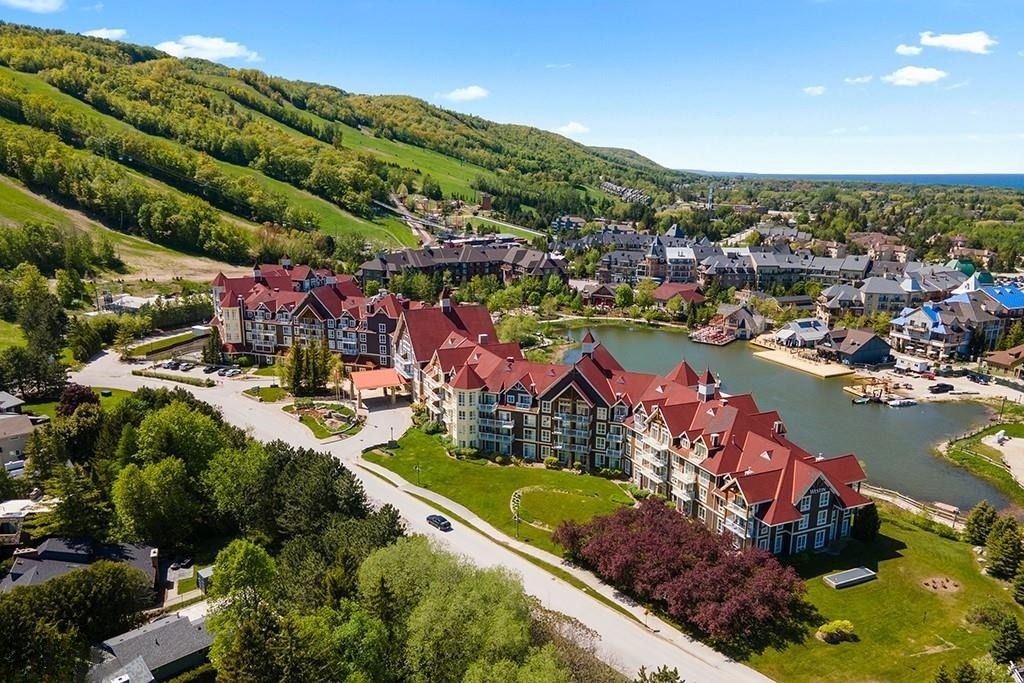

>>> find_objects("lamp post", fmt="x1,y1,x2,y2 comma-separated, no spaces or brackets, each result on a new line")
414,463,422,487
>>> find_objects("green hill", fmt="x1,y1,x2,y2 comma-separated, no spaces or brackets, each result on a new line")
0,21,696,262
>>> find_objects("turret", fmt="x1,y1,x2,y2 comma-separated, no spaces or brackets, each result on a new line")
698,368,716,402
581,330,596,356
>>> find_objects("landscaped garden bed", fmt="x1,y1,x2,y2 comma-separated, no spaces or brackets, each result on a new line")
283,399,363,439
243,385,288,402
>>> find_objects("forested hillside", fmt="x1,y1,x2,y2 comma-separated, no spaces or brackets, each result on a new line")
0,22,692,264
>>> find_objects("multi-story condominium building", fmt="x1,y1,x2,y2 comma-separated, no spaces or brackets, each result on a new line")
417,327,871,555
888,282,1009,360
211,260,421,367
357,244,567,288
597,250,645,284
393,292,498,399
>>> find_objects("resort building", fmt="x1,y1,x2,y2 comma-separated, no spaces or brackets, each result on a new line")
211,259,427,367
816,329,892,366
414,322,872,556
357,244,567,288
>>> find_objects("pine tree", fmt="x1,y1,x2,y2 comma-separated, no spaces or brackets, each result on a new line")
933,665,952,683
203,327,222,365
851,504,881,542
288,344,305,395
951,662,978,683
1014,563,1024,605
985,516,1024,579
991,615,1024,664
965,500,999,546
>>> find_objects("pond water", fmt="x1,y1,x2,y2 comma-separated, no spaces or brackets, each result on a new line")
562,325,1003,510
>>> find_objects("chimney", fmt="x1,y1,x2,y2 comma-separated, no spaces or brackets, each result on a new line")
774,420,785,434
439,287,452,313
710,433,720,447
478,333,489,345
150,547,159,569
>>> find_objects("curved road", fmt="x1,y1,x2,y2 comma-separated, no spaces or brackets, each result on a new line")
73,353,770,683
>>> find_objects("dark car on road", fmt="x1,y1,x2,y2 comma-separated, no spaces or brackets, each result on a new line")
426,514,452,531
929,383,954,394
203,366,218,374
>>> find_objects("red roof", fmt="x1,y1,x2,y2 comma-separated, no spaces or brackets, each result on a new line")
400,303,497,364
653,282,706,304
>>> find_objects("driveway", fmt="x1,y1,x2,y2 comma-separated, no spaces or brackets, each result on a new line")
71,353,769,682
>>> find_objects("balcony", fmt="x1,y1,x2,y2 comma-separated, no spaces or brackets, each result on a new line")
479,430,513,443
641,434,670,451
606,432,624,443
479,418,514,430
479,403,498,414
554,413,592,425
726,501,748,518
724,518,753,539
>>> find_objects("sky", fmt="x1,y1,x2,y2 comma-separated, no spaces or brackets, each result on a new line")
2,0,1023,174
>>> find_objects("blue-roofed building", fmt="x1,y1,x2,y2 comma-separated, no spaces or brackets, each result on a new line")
889,302,970,360
981,285,1024,316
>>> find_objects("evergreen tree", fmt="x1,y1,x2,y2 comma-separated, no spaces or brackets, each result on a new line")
933,664,952,683
851,504,881,542
965,500,999,546
991,615,1024,664
28,464,111,540
951,662,978,683
203,326,222,365
985,516,1024,579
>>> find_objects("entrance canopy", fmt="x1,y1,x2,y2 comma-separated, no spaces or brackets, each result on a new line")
351,368,407,392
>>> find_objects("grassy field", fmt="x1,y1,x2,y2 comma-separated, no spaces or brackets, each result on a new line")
243,386,287,402
252,365,279,377
24,387,131,419
466,216,544,241
945,421,1024,508
364,428,631,553
0,320,25,350
748,504,1024,682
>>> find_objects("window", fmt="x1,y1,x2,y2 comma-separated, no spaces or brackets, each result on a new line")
359,344,367,353
759,538,769,550
523,428,536,441
378,323,387,333
699,487,707,501
541,446,551,458
327,319,335,328
795,534,807,552
597,407,607,420
379,345,387,356
499,411,511,422
596,437,605,450
541,430,550,442
541,401,551,413
814,529,826,549
524,414,536,427
819,490,830,507
774,534,784,554
799,495,811,512
596,422,606,435
799,514,808,531
541,415,551,428
817,510,828,526
697,506,706,520
458,411,465,420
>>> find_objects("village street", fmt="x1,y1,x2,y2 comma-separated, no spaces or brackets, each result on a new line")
72,352,770,683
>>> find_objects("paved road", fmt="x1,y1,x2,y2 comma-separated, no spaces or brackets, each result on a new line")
73,354,771,682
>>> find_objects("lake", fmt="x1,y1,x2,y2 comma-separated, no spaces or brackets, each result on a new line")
562,325,1004,510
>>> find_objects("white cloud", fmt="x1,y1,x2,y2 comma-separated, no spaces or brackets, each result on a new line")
442,85,489,101
895,43,923,56
555,121,589,136
0,0,64,12
920,30,997,55
881,66,948,86
83,27,125,40
803,85,825,96
843,75,873,84
156,35,262,62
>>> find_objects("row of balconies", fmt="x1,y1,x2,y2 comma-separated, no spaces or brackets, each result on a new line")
479,418,514,430
554,412,592,425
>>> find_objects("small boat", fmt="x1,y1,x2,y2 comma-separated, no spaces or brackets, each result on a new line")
851,396,871,405
887,398,917,408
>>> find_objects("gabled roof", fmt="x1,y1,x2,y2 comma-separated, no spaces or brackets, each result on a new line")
400,303,497,363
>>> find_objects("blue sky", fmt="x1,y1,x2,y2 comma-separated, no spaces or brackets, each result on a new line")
2,0,1023,174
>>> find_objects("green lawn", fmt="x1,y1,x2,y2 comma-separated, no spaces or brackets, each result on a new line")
467,216,544,241
243,386,288,402
129,332,196,357
252,365,279,377
0,320,25,350
0,174,73,227
176,568,198,593
284,401,361,439
945,422,1024,507
364,429,631,553
748,504,1024,682
24,387,131,419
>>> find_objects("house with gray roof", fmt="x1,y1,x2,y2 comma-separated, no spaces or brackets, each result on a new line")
88,614,212,683
774,318,830,348
0,538,158,592
0,390,24,413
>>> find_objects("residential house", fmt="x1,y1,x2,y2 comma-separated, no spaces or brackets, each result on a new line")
0,498,52,546
950,245,996,269
817,329,891,365
0,538,159,592
816,284,863,326
550,215,588,232
88,614,212,683
0,413,35,466
858,277,911,315
0,390,24,413
774,318,830,348
888,303,970,360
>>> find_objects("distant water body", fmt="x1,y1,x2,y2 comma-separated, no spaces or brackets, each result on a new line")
697,172,1024,190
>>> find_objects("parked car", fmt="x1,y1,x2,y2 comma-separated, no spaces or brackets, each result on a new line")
170,558,182,571
217,368,229,376
179,556,193,569
203,366,218,374
163,360,179,370
967,372,990,384
929,383,954,394
426,514,452,531
178,362,194,371
225,368,242,377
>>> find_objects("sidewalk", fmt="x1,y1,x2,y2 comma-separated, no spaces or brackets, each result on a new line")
356,456,770,682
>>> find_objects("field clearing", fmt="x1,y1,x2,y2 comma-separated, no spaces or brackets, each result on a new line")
0,319,25,350
24,387,131,419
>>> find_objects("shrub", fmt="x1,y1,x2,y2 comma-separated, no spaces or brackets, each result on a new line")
235,355,253,368
851,504,881,542
131,370,214,387
293,398,314,409
410,402,429,426
420,421,444,435
572,460,584,471
511,456,524,467
817,620,856,644
543,456,560,469
597,467,625,479
494,455,507,465
966,600,1009,629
